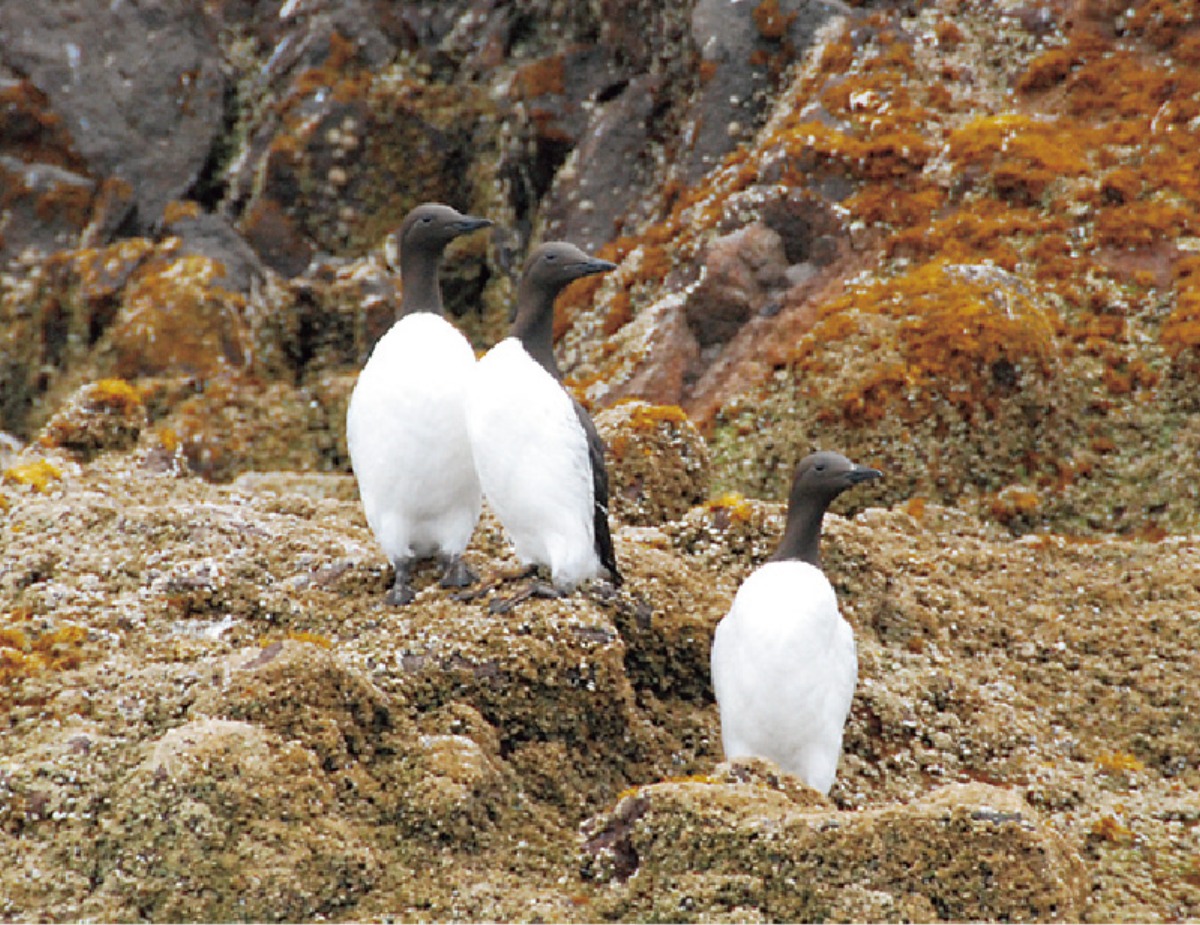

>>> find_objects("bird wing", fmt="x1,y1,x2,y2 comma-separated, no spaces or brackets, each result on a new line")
572,398,622,587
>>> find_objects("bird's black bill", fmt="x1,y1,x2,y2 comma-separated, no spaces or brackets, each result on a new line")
455,217,494,234
574,258,617,278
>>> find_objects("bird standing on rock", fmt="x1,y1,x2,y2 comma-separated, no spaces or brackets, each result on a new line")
465,242,622,602
346,202,492,605
711,451,882,795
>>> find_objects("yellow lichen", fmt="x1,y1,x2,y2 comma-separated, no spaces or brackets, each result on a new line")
88,378,145,413
1090,815,1135,844
1094,751,1145,774
0,623,88,685
3,459,63,492
286,630,334,649
162,199,202,224
627,403,690,429
705,491,755,524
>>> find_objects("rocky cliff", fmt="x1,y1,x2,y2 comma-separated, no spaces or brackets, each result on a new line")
2,0,1199,921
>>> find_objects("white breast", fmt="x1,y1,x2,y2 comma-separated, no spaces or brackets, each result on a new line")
710,560,858,794
346,313,481,561
465,338,599,589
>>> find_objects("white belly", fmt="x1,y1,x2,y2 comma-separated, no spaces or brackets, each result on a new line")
346,313,481,561
711,560,858,794
465,338,599,589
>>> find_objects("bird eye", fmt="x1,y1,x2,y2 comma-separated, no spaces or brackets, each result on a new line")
421,216,433,224
815,463,826,471
545,253,557,261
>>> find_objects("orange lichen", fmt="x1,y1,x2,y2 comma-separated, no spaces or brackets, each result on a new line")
515,54,566,98
989,487,1042,524
33,180,92,228
162,200,202,224
0,79,89,170
601,290,633,337
3,459,63,493
798,260,1059,422
113,252,250,379
947,114,1090,204
752,0,796,41
1161,255,1200,359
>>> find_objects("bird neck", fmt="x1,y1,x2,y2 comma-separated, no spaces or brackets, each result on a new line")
771,500,827,568
511,279,561,380
399,247,443,316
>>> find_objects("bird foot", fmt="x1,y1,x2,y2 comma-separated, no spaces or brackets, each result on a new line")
487,580,563,615
385,582,415,606
386,561,415,606
439,555,477,590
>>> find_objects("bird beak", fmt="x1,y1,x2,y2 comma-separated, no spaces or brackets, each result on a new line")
847,465,883,484
454,216,493,234
574,258,617,278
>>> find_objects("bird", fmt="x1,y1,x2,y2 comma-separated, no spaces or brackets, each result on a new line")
465,242,622,604
346,202,492,605
710,450,883,794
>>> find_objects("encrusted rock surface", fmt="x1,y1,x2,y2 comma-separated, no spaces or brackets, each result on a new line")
3,0,1200,921
2,419,1198,921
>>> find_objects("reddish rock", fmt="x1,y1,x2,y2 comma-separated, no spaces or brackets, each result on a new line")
683,221,790,348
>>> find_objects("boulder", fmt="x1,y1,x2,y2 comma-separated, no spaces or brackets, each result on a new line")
582,769,1087,923
0,0,227,235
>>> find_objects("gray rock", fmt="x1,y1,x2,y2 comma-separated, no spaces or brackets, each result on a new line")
540,74,662,252
161,208,266,294
681,0,851,183
0,0,227,234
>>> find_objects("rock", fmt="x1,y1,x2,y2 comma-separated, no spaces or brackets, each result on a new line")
376,594,654,814
0,155,95,262
2,1,1200,920
149,376,343,481
708,261,1067,511
0,0,227,234
512,43,630,155
160,205,267,295
681,0,852,183
280,254,400,375
38,378,147,462
190,640,402,780
539,74,663,252
87,718,380,922
0,431,22,471
684,221,790,348
581,774,1087,922
593,400,711,526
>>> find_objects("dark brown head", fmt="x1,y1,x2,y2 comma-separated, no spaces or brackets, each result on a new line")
396,203,492,315
773,451,883,567
399,203,492,253
512,242,616,378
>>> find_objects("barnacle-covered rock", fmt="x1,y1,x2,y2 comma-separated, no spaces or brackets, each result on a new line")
87,718,379,922
710,261,1066,511
581,774,1087,923
593,400,710,526
38,378,146,461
